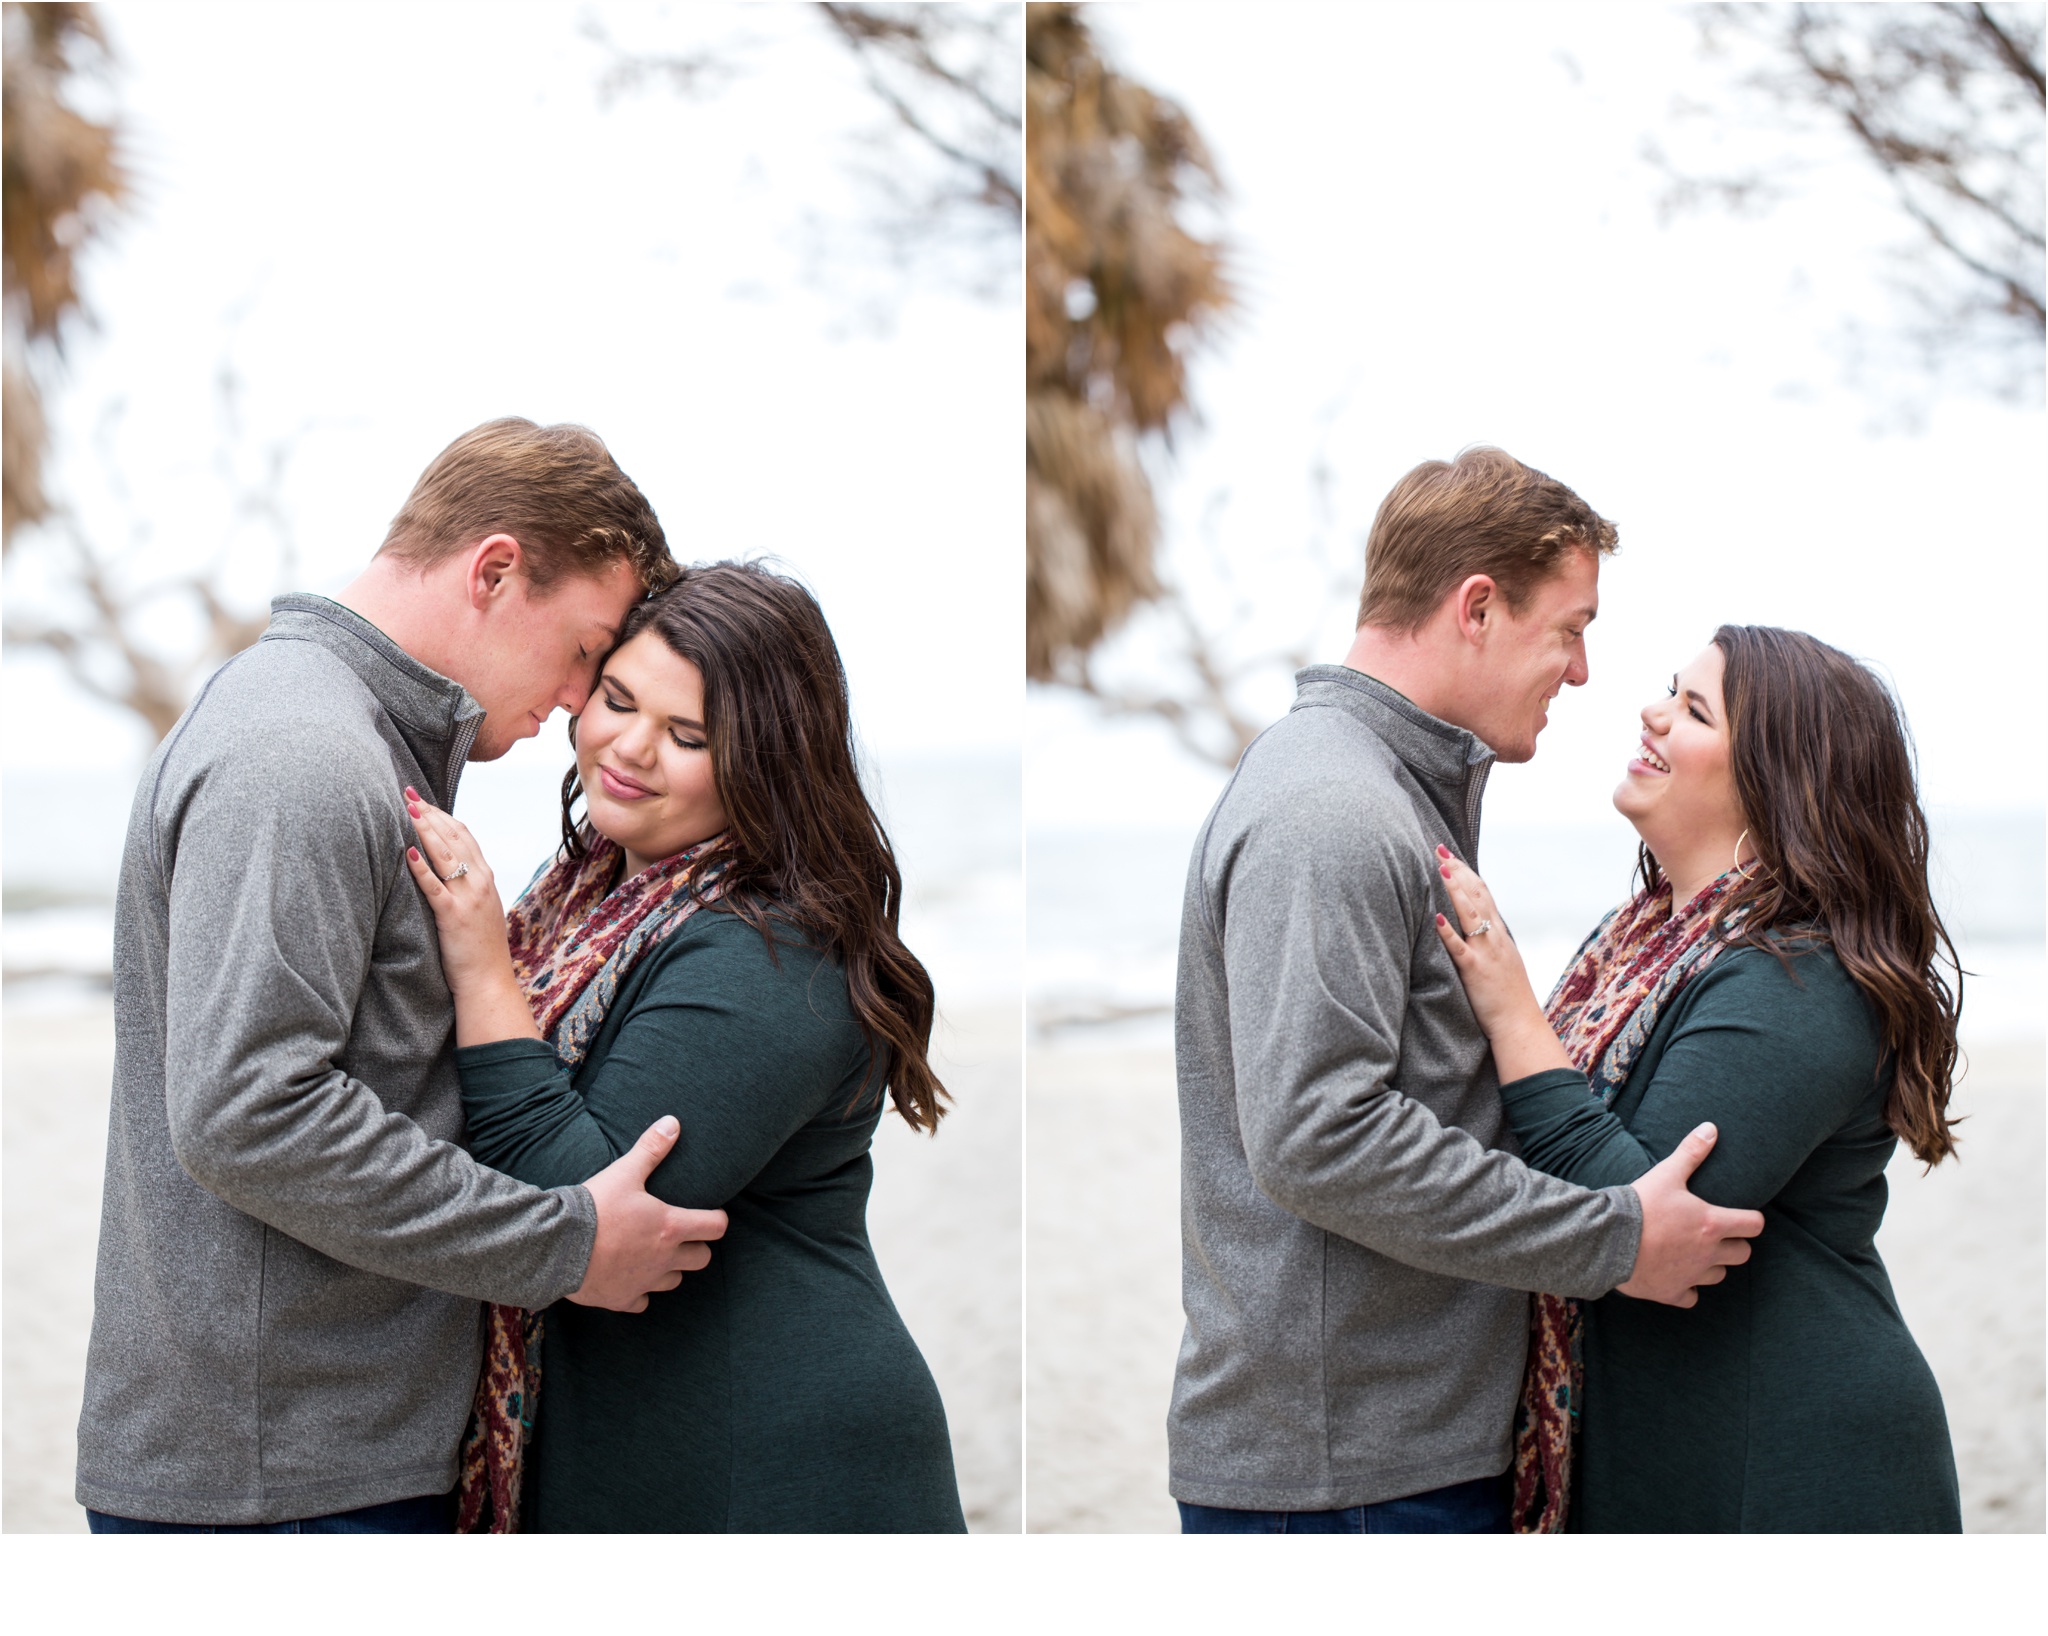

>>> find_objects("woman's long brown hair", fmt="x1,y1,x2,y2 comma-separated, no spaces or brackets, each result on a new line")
1637,624,1961,1166
560,561,947,1132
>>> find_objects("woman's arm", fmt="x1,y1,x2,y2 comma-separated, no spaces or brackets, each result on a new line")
403,791,542,1046
1500,949,1886,1208
1428,849,1573,1082
1493,1069,1654,1189
458,919,867,1208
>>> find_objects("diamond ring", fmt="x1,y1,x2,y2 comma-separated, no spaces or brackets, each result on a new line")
1469,919,1492,937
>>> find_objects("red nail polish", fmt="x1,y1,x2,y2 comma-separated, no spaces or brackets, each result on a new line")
1439,863,1450,876
409,846,420,861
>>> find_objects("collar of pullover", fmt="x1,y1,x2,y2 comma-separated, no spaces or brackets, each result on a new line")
1291,664,1496,861
260,594,485,808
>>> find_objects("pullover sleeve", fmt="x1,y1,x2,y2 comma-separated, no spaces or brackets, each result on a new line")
1216,807,1640,1299
1498,947,1885,1207
157,726,596,1309
455,921,865,1207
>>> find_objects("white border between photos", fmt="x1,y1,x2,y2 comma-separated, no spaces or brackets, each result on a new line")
3,1532,2042,1632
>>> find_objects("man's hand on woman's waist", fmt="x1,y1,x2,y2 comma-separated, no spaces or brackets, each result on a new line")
1617,1122,1764,1307
571,1115,729,1312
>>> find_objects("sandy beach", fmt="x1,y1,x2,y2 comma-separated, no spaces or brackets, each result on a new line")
1,999,1020,1534
1024,1033,2045,1534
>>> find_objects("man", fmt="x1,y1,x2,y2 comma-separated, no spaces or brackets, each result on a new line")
1169,446,1765,1533
77,419,725,1532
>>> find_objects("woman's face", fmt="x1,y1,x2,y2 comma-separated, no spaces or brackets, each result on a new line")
575,630,730,870
1612,643,1747,855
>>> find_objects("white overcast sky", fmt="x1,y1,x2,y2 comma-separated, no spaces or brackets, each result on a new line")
6,3,2042,831
2,1,1018,779
1027,1,2045,834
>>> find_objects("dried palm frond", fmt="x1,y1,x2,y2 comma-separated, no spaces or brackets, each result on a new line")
1025,391,1156,678
2,358,49,542
1025,2,1231,679
2,0,129,550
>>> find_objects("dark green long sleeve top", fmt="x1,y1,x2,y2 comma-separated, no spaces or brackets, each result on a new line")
456,908,965,1533
1499,941,1960,1533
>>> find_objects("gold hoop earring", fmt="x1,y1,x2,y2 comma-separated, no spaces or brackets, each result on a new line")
1732,828,1758,881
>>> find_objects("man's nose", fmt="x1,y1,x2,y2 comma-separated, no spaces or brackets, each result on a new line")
557,672,594,715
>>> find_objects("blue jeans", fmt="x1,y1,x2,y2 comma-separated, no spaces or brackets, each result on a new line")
1178,1472,1511,1534
87,1490,454,1534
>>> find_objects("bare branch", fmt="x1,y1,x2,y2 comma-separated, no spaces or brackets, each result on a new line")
819,3,1021,215
5,339,312,743
583,4,1017,314
579,12,739,106
1969,2,2045,102
1044,390,1361,774
820,3,1016,127
1664,2,2044,397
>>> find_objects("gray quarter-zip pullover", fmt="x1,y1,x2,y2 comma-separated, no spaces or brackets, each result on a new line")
1169,665,1642,1512
77,595,597,1526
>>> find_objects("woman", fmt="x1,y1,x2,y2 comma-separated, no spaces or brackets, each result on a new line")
402,560,966,1533
1432,625,1962,1533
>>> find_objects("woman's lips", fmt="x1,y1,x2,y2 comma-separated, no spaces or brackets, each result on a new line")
597,764,657,801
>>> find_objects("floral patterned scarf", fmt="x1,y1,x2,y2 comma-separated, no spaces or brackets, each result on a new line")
453,830,729,1533
1509,867,1749,1533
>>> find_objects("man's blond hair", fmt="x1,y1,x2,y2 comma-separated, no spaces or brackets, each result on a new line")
380,418,676,594
1358,446,1616,631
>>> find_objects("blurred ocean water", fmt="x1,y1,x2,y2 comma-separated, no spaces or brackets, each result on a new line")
1028,808,2046,1049
2,749,1021,1015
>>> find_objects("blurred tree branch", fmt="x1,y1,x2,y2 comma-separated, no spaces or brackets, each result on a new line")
820,3,1021,218
3,3,301,744
1068,394,1363,770
812,2,1020,302
586,2,1019,304
3,359,306,741
1651,2,2044,400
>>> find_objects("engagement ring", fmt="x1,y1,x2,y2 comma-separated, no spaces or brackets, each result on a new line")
445,861,469,881
1470,919,1492,937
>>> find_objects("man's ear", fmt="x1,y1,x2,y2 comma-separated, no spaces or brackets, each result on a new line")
464,533,525,610
1452,574,1498,643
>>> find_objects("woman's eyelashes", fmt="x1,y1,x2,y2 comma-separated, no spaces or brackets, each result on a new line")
601,696,703,751
600,689,705,752
1665,682,1709,725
